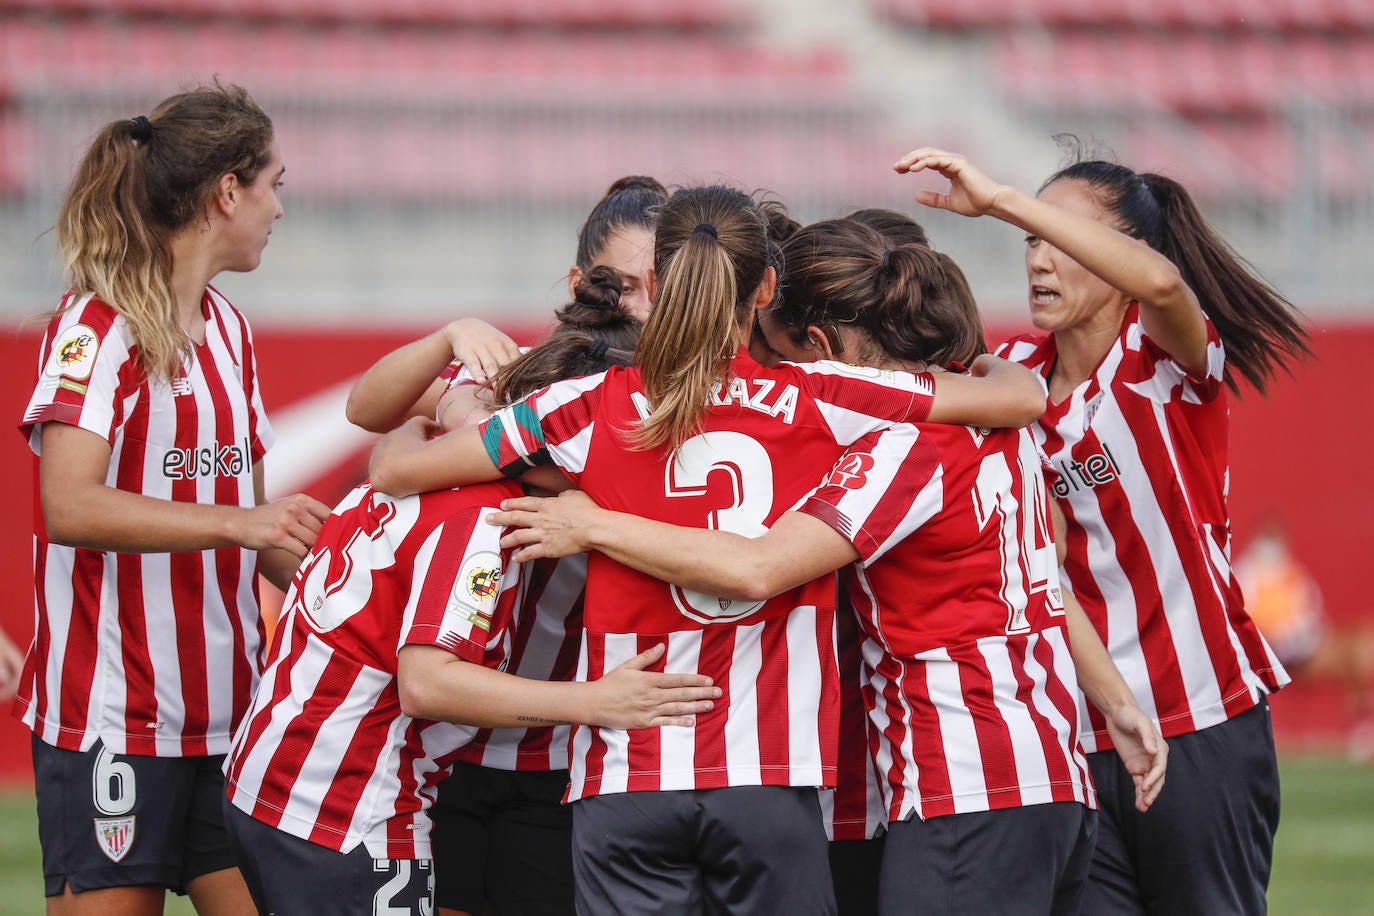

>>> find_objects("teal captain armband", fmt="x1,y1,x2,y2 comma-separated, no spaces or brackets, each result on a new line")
482,402,550,478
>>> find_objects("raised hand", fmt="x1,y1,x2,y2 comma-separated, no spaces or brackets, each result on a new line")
443,318,522,385
589,643,721,729
894,147,1010,218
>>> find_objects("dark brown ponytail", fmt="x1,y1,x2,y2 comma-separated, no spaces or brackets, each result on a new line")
1046,158,1310,394
491,265,641,403
775,218,981,368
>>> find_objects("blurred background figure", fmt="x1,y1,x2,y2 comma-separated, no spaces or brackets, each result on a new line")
1237,519,1374,762
0,629,22,700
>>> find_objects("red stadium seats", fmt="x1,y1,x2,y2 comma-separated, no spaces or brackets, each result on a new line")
876,0,1374,31
0,0,748,27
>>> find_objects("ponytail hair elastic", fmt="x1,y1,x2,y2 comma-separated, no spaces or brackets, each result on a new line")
879,247,892,273
693,223,718,239
587,339,610,361
129,115,152,143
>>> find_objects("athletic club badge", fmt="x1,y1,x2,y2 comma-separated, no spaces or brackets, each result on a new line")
1083,391,1104,429
94,816,135,863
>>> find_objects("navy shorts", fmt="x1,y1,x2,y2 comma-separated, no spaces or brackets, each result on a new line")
223,798,433,916
429,761,573,915
572,785,836,916
31,735,239,897
879,801,1097,916
1083,698,1281,915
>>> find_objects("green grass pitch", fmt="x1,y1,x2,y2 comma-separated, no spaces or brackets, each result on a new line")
0,756,1369,914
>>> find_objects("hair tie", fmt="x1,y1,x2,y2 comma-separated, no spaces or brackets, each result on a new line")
587,339,610,361
129,115,152,143
879,248,891,273
693,223,718,240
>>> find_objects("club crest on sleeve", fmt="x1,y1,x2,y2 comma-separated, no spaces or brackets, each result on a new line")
46,324,99,381
93,816,135,863
824,452,874,490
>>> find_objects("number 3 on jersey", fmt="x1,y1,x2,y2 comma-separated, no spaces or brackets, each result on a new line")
665,432,773,624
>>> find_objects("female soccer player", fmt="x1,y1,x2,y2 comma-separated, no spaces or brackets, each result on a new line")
344,175,666,433
822,206,981,915
344,176,667,916
369,184,1047,914
222,314,719,916
898,145,1307,914
17,85,332,915
489,217,1166,916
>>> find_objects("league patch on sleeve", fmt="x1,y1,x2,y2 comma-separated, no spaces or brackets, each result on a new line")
447,550,503,634
45,324,100,381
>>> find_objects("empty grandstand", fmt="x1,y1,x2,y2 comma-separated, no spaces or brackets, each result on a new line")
0,0,1370,319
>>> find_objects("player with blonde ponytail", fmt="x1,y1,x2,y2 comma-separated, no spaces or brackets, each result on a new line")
19,84,329,916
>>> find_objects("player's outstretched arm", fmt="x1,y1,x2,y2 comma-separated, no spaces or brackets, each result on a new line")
896,146,1207,375
40,423,330,560
368,418,502,497
347,319,521,433
397,643,720,730
490,490,859,603
927,356,1046,429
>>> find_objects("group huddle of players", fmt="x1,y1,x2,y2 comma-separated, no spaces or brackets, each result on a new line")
17,84,1308,916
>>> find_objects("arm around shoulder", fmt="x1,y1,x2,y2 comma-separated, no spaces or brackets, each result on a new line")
925,356,1045,429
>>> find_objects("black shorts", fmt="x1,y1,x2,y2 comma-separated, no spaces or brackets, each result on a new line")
223,798,433,916
1083,699,1281,916
429,761,573,915
31,735,239,897
879,801,1097,916
829,835,885,916
572,786,836,916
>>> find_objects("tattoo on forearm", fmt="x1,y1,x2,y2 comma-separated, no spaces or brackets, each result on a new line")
515,715,571,725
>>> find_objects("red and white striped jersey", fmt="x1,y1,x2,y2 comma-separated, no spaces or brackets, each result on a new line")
480,351,937,800
998,308,1288,752
820,596,886,842
17,289,273,757
224,480,524,859
799,424,1095,822
442,356,584,772
451,554,584,771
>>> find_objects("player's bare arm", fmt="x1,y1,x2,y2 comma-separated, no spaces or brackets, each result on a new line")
1063,591,1167,811
40,422,329,559
897,145,1208,375
397,642,720,730
1049,498,1166,810
369,418,500,497
928,356,1046,428
346,318,520,433
491,490,860,603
